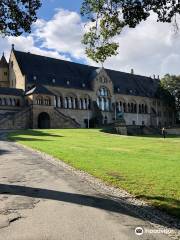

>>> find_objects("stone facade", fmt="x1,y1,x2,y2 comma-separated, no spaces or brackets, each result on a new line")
0,47,175,130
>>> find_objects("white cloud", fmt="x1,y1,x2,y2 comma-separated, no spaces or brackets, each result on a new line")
34,9,86,59
103,14,180,77
1,8,180,77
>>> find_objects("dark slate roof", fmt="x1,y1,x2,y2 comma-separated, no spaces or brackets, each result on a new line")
0,54,8,68
14,50,160,98
0,87,24,96
25,85,53,96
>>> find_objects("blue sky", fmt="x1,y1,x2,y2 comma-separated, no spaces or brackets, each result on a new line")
38,0,83,20
1,1,180,76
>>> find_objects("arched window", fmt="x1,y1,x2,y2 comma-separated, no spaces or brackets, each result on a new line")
13,99,16,106
97,87,110,111
75,98,78,109
79,98,83,109
79,96,91,110
123,103,126,112
131,103,134,113
57,96,63,108
128,103,131,112
9,98,12,106
134,104,137,113
68,97,72,109
64,97,68,108
145,105,148,114
0,98,2,105
16,99,20,107
142,104,144,113
36,97,43,105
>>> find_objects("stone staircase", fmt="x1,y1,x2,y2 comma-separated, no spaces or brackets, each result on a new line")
54,108,80,128
142,126,161,135
0,107,31,130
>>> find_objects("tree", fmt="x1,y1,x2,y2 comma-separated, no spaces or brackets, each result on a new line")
0,0,41,36
81,0,180,63
161,74,180,120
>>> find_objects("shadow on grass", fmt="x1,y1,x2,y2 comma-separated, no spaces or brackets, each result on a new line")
7,130,64,142
136,195,180,218
0,184,179,229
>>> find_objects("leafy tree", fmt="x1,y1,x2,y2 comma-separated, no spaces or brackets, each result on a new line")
0,0,41,36
81,0,180,63
161,74,180,119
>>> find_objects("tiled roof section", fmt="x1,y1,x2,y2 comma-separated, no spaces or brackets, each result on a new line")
14,50,160,98
106,69,159,98
0,87,24,96
25,85,53,96
0,54,8,68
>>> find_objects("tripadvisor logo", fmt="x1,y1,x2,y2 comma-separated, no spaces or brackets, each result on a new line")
135,227,144,236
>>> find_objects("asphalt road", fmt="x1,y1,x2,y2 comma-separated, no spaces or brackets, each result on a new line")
0,132,171,240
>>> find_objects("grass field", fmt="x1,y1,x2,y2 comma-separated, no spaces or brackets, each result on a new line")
8,129,180,218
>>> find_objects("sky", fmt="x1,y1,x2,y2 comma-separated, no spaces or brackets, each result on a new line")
1,0,180,77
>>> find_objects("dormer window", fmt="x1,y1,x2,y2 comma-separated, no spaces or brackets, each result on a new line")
52,78,56,83
33,76,37,81
67,80,70,85
117,88,120,92
82,83,86,88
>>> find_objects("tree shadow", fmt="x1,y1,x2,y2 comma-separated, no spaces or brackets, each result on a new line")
0,184,179,229
6,130,64,142
0,149,11,156
136,195,180,217
10,130,64,138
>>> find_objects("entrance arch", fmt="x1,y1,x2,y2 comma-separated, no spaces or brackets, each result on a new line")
38,112,50,129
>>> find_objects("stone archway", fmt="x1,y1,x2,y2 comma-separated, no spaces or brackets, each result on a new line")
38,112,50,129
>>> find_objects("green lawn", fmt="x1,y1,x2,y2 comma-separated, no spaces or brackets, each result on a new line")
8,129,180,218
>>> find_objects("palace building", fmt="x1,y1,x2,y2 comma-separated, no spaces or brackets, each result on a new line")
0,45,175,130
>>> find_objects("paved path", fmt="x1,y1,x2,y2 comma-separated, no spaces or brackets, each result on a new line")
0,132,171,240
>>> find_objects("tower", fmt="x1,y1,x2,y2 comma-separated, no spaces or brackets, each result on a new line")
0,53,9,87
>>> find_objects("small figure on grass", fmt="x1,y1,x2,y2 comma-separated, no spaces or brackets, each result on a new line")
161,127,166,139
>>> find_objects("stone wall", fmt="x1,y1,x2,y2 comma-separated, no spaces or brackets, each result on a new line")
166,128,180,135
31,105,80,129
9,51,25,89
0,107,31,130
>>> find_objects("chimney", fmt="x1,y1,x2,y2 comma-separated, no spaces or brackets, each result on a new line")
131,68,134,74
11,44,15,50
153,74,156,79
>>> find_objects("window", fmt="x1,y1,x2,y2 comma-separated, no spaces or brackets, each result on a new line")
16,99,20,107
44,98,51,105
132,121,136,125
36,98,43,105
64,98,68,108
97,87,110,111
142,121,145,126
